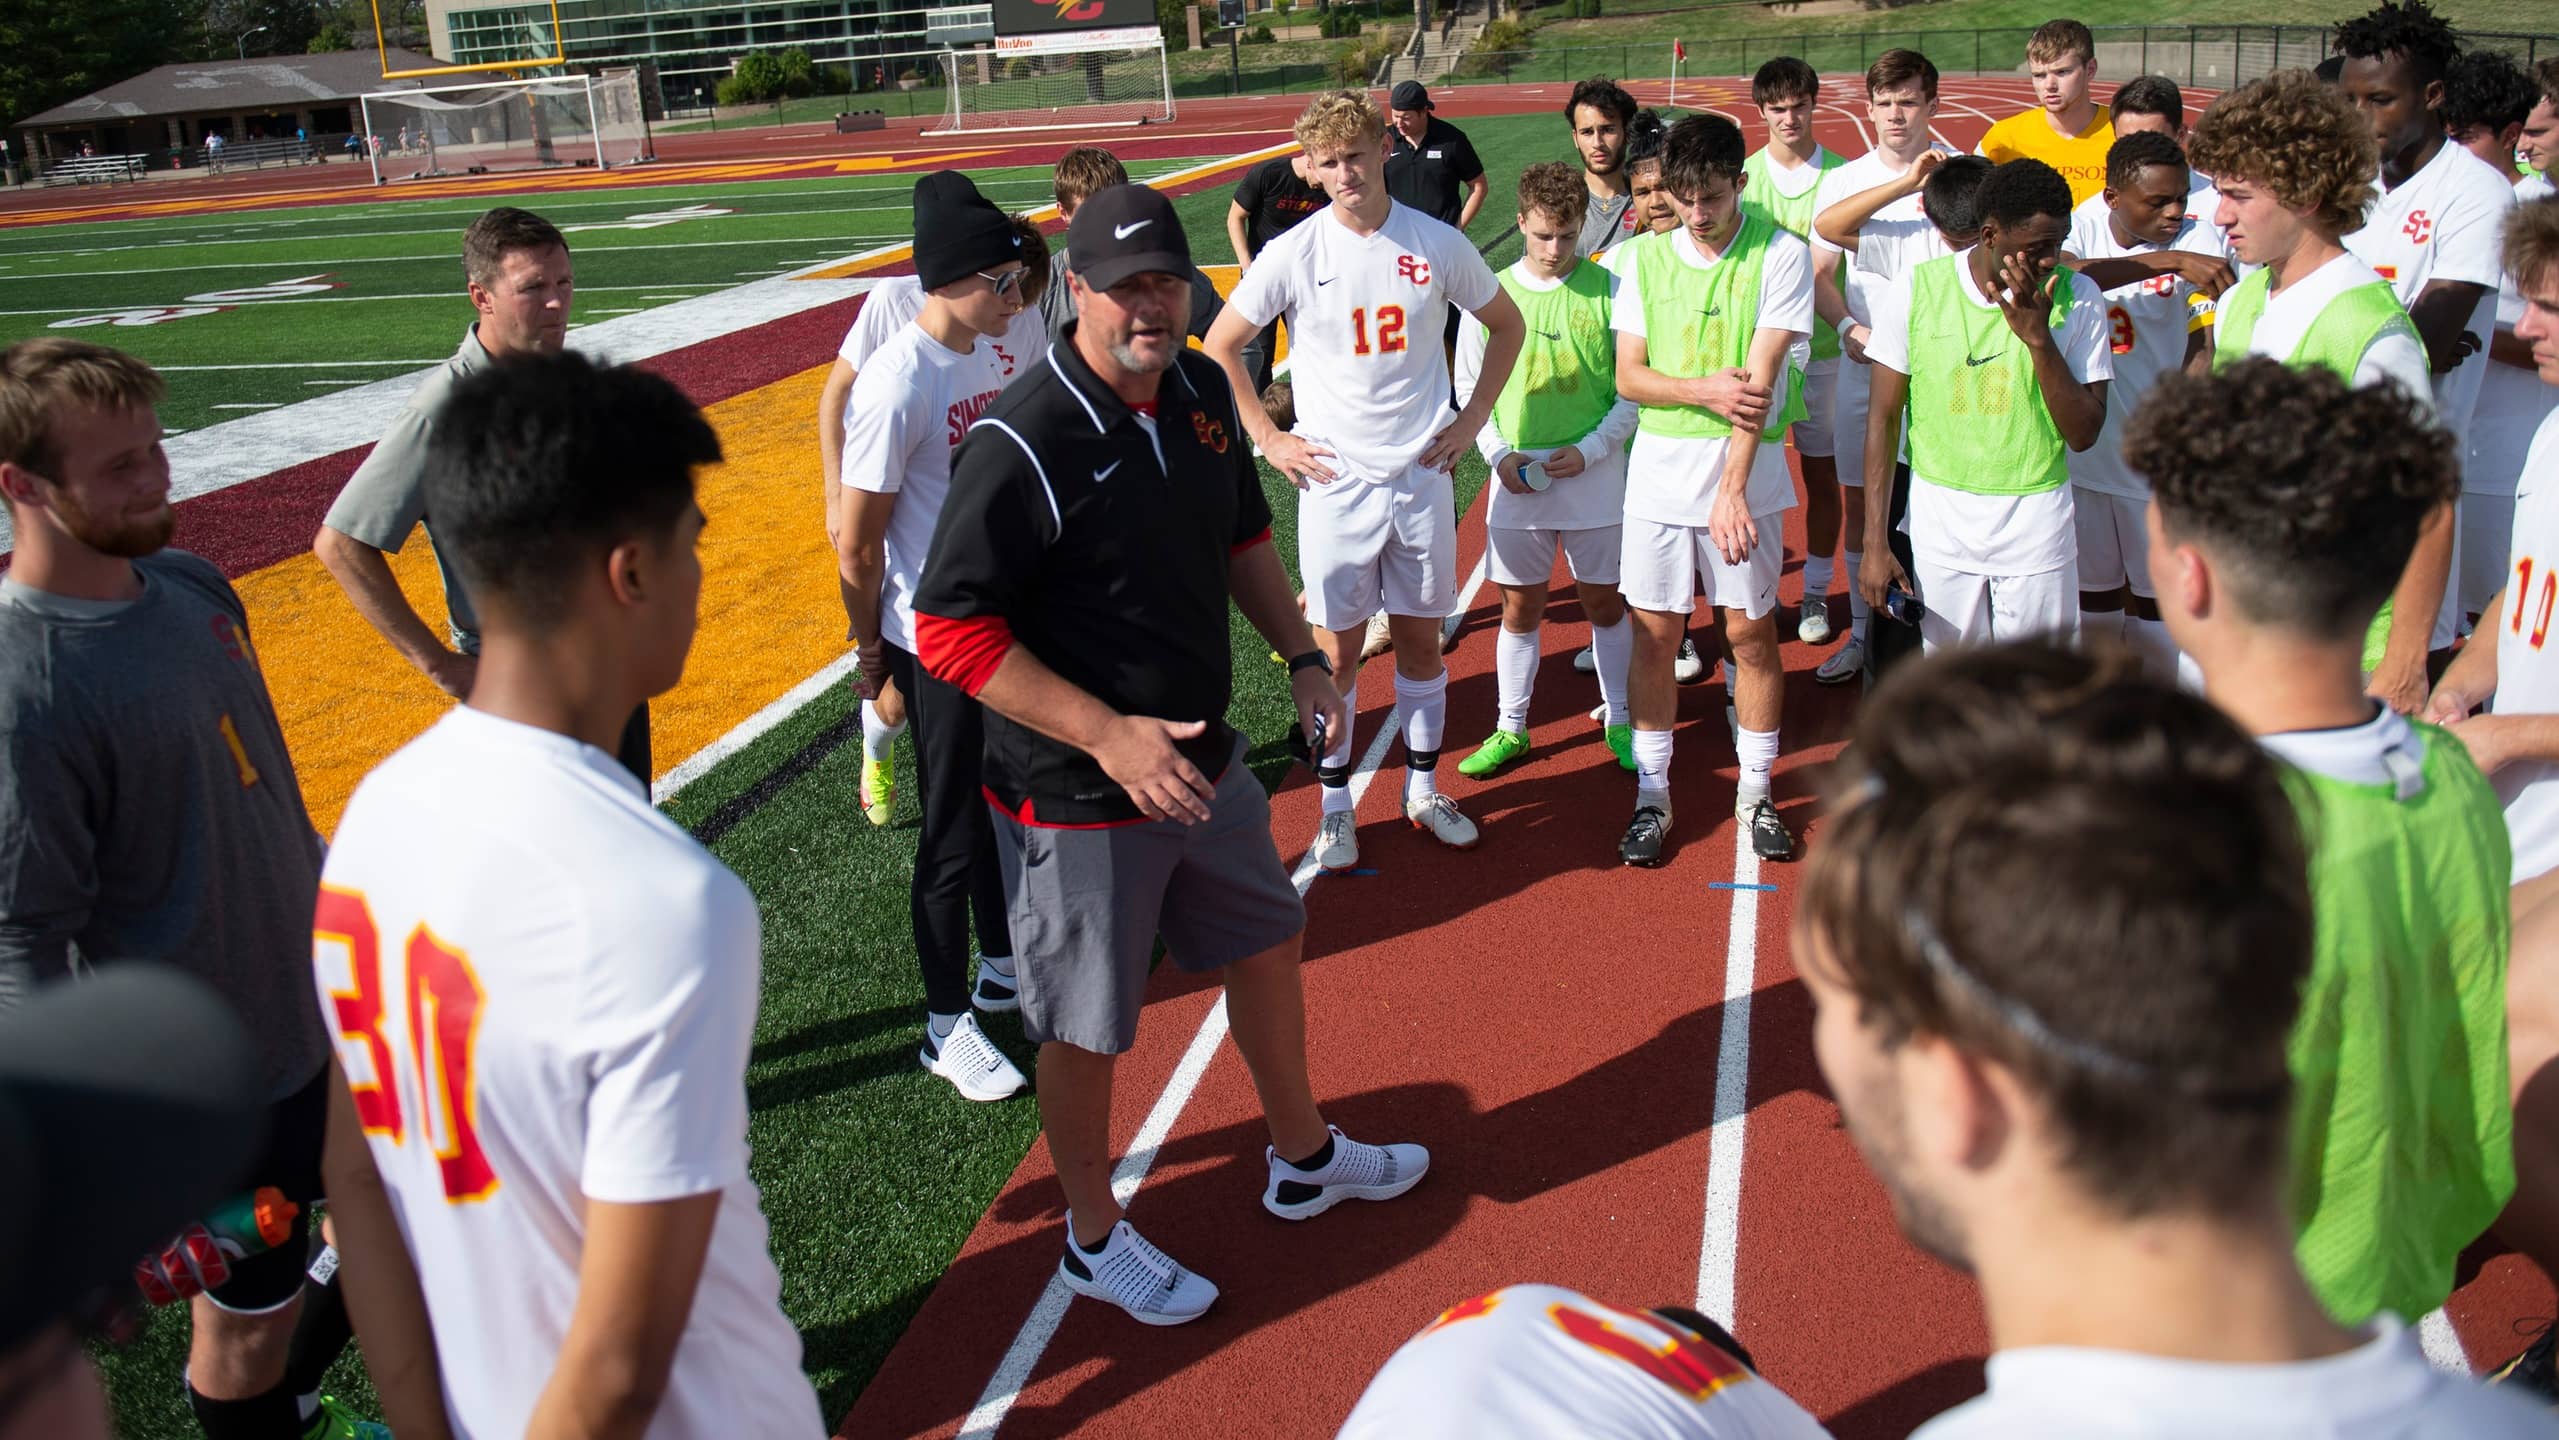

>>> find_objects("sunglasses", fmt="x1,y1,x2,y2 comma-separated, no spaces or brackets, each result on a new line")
976,267,1026,299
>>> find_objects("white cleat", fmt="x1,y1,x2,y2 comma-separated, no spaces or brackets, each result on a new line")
1361,611,1393,659
1674,637,1708,685
1798,603,1834,646
1314,810,1360,871
1404,792,1480,850
1814,639,1866,687
920,1013,1027,1102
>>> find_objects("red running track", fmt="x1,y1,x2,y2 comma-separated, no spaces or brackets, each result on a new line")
834,80,2556,1440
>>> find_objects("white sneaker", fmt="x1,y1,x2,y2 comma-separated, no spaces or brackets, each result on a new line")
1314,810,1360,871
1361,611,1393,659
920,1014,1027,1102
1058,1216,1219,1325
1264,1125,1431,1220
1440,611,1464,653
1572,645,1597,673
1404,792,1479,849
1814,639,1866,687
1798,603,1834,645
1674,637,1707,685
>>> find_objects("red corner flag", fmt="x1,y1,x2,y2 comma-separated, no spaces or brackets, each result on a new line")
1674,38,1686,61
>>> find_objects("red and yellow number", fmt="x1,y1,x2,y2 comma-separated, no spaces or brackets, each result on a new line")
216,714,261,789
1350,304,1409,357
1420,1291,1752,1404
2107,304,2136,355
2515,556,2559,651
315,888,498,1203
316,885,403,1142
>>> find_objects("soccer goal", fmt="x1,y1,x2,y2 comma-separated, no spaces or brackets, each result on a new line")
925,27,1174,136
358,69,649,185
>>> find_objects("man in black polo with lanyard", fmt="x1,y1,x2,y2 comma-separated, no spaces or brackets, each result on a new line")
916,185,1433,1327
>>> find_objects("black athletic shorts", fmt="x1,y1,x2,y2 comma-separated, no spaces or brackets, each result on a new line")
203,1066,328,1314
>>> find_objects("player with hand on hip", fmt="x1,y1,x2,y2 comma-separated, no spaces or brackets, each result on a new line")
1207,90,1526,872
1453,162,1640,783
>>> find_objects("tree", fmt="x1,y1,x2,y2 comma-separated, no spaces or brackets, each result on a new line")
0,0,202,133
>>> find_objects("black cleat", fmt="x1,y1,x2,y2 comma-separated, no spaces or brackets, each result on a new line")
1621,804,1672,867
1743,797,1795,861
2494,1321,2559,1405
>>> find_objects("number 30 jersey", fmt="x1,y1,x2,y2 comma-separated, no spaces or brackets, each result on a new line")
1228,199,1499,484
2497,411,2559,886
314,706,823,1440
1340,1285,1834,1439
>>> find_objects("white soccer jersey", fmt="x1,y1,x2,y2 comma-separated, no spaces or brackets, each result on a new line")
840,323,1011,652
1810,144,1960,329
315,707,824,1440
2065,196,2226,499
2496,410,2559,884
1456,259,1638,534
1611,224,1815,527
1228,200,1500,483
2343,141,2517,456
837,276,1043,380
1339,1285,1835,1440
2471,173,2559,504
1865,252,2112,577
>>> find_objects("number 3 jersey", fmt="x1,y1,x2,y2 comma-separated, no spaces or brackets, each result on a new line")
1339,1284,1833,1439
2497,411,2559,885
314,706,824,1440
1227,199,1499,483
2063,198,2225,500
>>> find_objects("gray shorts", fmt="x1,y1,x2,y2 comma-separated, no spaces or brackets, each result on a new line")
991,735,1305,1054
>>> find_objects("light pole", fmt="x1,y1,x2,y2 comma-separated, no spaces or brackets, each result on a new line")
237,25,270,60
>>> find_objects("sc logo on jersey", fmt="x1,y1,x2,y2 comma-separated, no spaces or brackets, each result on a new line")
2403,209,2434,245
1193,412,1230,453
1396,254,1432,287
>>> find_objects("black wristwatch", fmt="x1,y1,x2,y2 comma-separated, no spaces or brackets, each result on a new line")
1286,649,1333,677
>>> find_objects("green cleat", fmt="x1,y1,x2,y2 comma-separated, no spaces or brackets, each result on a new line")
1605,723,1637,772
1456,728,1531,778
303,1394,392,1440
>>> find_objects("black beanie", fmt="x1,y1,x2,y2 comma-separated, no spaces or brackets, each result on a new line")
912,170,1022,292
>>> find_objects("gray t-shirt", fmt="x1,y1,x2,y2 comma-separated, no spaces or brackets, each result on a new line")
1039,265,1226,344
0,553,328,1099
1577,187,1635,259
322,325,492,645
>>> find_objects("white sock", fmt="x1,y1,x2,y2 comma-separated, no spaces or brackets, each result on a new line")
928,1010,960,1041
862,700,906,762
1735,726,1780,810
2127,615,2179,681
1590,616,1633,727
1633,726,1674,794
1321,681,1358,815
1495,626,1539,732
1845,549,1869,646
1397,668,1448,800
1803,554,1834,603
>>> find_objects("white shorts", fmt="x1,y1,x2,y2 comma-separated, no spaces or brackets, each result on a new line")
1914,557,2081,653
1619,515,1784,619
2460,490,2515,620
1486,523,1623,588
1299,465,1458,631
1789,357,1839,459
1833,358,1874,489
2071,489,2152,596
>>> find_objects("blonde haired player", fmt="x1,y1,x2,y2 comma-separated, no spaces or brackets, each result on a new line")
1207,91,1526,870
1453,163,1641,782
1976,19,2115,205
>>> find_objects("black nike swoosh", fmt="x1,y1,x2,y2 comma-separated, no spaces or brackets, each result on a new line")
1701,306,1723,317
1965,352,2000,366
1535,329,1561,341
1316,276,1338,286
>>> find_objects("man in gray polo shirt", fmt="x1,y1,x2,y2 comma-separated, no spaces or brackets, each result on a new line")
313,206,653,781
0,338,343,1440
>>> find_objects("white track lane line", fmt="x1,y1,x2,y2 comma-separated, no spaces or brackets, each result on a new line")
956,547,1495,1439
1696,814,1762,1326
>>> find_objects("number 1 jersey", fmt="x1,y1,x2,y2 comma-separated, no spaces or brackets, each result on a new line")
314,706,823,1440
1228,199,1499,483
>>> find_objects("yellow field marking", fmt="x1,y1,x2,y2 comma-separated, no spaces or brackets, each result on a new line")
245,360,843,833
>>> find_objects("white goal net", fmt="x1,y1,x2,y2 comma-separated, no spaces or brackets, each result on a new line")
926,27,1174,136
359,70,649,184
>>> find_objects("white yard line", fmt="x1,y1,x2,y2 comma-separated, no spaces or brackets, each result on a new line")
1695,820,1761,1326
956,546,1493,1438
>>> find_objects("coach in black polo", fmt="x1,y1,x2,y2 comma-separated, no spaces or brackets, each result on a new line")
915,184,1431,1327
1383,79,1487,229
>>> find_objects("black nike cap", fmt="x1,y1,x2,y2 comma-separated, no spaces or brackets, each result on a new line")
1067,184,1191,291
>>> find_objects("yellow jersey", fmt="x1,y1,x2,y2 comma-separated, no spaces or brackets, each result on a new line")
1977,108,2115,206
